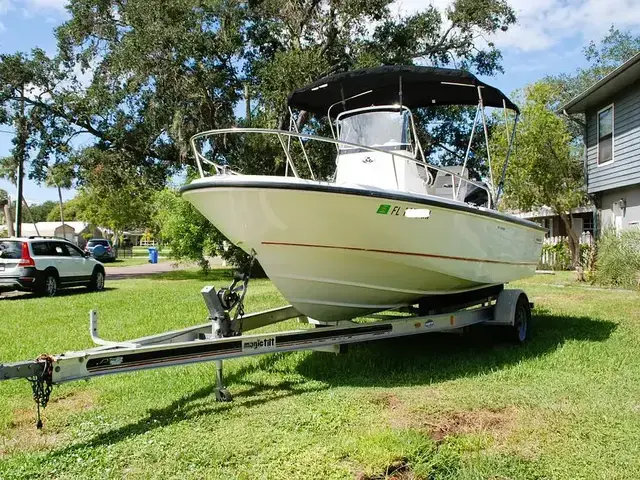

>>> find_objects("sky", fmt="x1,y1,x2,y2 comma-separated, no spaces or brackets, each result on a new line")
1,0,640,204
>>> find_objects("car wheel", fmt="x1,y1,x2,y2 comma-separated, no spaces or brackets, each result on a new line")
40,272,58,297
89,268,105,291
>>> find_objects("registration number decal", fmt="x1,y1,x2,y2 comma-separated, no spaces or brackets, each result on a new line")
377,204,430,219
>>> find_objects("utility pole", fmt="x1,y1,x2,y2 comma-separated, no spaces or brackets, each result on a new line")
15,83,26,237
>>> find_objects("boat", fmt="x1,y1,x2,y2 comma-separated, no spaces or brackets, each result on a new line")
180,65,545,321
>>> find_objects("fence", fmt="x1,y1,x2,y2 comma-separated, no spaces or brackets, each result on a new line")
115,246,134,258
540,232,594,270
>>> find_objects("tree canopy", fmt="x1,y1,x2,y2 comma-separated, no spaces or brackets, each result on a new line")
0,0,517,185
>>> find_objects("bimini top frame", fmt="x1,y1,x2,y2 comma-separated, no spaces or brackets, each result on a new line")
287,65,519,118
286,65,520,204
190,65,519,207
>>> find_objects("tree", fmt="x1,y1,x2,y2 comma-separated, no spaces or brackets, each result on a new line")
24,200,57,223
0,0,517,184
69,148,159,244
45,163,74,227
0,188,13,237
45,196,85,222
492,82,586,271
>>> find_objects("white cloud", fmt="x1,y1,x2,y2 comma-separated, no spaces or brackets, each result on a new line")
0,20,5,32
392,0,640,53
0,0,12,15
494,0,640,52
0,0,67,18
25,0,67,11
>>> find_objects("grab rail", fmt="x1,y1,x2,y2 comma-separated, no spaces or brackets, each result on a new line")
190,128,492,205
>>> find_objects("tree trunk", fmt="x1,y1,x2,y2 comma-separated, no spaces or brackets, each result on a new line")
57,185,66,239
559,212,583,281
244,83,251,126
3,202,15,237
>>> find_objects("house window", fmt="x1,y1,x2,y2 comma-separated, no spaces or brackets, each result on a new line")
583,215,594,235
597,105,613,165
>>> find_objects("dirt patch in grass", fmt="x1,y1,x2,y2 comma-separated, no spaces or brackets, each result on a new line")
372,391,520,443
356,458,414,480
426,408,519,442
0,389,96,457
371,392,404,410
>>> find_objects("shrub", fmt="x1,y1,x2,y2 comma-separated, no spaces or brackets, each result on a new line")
593,227,640,289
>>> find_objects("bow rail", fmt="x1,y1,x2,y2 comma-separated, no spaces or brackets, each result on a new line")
190,128,492,205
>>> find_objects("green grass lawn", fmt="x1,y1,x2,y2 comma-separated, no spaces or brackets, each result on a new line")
1,271,639,479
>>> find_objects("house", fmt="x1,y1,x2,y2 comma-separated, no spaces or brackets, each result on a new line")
561,51,640,233
20,222,105,247
514,206,594,238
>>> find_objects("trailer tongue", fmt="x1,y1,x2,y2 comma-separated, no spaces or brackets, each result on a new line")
1,277,531,429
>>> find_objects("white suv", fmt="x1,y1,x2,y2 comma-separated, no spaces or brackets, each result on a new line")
0,237,106,297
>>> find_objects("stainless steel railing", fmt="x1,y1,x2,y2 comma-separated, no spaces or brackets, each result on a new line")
190,128,491,204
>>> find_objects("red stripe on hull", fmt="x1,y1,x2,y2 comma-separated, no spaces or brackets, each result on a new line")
261,241,537,267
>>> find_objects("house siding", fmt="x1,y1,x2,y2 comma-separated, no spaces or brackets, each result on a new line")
598,184,640,230
586,78,640,193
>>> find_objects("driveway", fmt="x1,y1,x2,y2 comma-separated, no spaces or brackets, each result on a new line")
106,257,226,280
106,261,192,280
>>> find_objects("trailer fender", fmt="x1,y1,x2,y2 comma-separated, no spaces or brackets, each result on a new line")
493,289,528,326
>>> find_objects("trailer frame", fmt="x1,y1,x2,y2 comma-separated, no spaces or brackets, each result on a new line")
0,283,532,427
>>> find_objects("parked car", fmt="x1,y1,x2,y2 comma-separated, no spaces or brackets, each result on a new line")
0,237,106,297
85,238,116,262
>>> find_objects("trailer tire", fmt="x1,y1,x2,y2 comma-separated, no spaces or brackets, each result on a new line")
509,294,531,344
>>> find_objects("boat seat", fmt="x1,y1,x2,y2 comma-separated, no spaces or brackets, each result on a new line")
426,167,468,200
464,182,490,207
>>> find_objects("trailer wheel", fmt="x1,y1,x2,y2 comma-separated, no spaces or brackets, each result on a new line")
510,294,531,344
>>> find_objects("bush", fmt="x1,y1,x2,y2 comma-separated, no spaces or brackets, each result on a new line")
593,227,640,289
539,238,595,272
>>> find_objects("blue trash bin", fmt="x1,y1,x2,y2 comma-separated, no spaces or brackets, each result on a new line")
148,247,158,264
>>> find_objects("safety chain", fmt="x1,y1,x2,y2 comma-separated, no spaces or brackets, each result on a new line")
27,354,54,429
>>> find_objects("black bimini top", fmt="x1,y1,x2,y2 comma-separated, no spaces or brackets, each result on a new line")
288,65,519,117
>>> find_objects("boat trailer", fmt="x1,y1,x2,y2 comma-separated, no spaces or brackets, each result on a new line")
0,277,532,428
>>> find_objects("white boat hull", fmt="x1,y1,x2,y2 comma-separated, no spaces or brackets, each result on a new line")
182,176,544,321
